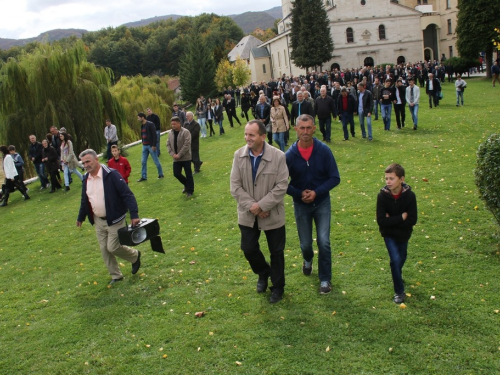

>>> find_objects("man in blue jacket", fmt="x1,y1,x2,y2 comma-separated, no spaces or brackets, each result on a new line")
76,149,142,285
286,114,341,294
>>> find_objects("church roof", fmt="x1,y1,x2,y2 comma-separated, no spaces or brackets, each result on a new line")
228,35,263,62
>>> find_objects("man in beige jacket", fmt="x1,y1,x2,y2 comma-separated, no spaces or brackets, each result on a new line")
167,117,193,198
230,119,288,304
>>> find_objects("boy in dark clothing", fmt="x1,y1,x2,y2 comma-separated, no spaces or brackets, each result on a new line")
376,163,417,304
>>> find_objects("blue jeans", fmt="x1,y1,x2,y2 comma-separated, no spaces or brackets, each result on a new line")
217,118,225,135
156,131,161,156
340,111,355,140
35,162,49,187
381,104,392,130
408,104,419,128
198,118,207,137
318,117,332,141
358,111,372,140
384,237,408,294
456,91,464,105
294,196,332,282
273,132,285,151
63,164,83,187
373,100,380,120
141,144,163,179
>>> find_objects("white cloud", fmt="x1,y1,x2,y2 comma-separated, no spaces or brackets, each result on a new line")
0,0,281,40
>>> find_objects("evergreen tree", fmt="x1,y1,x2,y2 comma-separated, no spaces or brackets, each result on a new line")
0,41,126,170
456,0,500,78
290,0,334,71
179,33,216,104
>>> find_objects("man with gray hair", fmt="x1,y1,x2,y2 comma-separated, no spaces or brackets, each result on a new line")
76,149,142,285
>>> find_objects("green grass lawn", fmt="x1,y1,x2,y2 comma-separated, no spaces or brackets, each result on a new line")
1,78,500,374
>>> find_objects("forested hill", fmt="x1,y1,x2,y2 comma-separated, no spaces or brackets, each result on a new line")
0,6,282,50
123,7,282,33
0,29,86,50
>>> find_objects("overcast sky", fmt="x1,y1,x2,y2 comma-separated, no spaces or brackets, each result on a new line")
0,0,282,39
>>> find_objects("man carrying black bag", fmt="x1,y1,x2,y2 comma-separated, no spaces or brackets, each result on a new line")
76,149,141,285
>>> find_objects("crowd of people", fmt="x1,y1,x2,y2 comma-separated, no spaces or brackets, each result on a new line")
2,58,493,302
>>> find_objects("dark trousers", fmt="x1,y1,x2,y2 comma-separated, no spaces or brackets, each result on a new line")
428,91,439,107
106,141,118,161
191,149,202,172
207,119,215,136
227,112,241,127
239,221,286,292
173,160,194,194
48,170,62,190
340,111,355,139
242,110,249,122
394,104,406,128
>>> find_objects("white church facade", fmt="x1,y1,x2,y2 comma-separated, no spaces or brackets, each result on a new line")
248,0,458,82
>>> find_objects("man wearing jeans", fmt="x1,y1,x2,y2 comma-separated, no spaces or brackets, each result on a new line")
146,108,161,156
406,78,420,130
285,114,341,295
356,82,374,141
137,112,164,182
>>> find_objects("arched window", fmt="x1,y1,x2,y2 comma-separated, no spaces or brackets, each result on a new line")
346,28,354,43
397,56,406,64
378,25,386,40
331,63,340,71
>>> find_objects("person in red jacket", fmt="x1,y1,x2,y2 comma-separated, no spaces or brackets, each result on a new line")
107,145,131,184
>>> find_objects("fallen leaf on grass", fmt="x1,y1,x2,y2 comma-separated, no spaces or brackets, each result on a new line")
189,261,196,265
162,354,168,359
195,311,205,318
422,178,429,182
235,361,242,366
326,346,330,352
399,303,407,309
38,299,49,303
430,295,436,300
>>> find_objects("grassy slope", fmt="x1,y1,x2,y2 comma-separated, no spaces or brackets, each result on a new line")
1,78,499,374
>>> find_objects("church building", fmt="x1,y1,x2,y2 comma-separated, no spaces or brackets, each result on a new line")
248,0,458,82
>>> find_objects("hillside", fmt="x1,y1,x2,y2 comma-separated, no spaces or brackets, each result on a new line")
229,10,278,34
0,7,282,50
0,29,86,50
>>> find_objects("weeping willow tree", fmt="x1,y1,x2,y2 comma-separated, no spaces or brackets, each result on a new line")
111,75,175,136
0,40,126,171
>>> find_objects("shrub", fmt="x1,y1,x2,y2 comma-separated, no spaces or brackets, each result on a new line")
475,133,500,226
